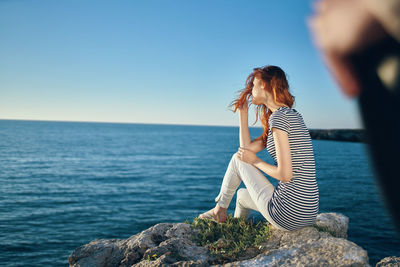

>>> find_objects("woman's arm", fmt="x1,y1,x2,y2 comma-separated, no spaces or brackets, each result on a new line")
239,110,251,148
238,109,266,153
245,138,266,154
253,128,293,182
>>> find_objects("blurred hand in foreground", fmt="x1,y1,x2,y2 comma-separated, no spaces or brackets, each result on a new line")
307,0,389,98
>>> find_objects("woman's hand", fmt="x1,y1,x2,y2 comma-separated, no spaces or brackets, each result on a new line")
237,147,259,165
237,99,249,114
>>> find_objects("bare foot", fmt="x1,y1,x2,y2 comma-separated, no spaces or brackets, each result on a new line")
214,204,228,223
199,205,227,223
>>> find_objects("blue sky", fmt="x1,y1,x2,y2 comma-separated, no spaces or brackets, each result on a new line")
0,0,362,129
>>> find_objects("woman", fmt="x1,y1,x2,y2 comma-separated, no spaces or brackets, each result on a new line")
198,65,319,231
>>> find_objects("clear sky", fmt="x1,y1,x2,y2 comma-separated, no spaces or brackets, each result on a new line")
0,0,363,129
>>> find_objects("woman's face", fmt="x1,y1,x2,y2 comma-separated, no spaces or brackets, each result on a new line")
251,77,268,105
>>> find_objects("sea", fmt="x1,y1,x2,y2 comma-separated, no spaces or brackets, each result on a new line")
0,119,399,266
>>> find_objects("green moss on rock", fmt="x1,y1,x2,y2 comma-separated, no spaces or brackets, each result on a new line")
185,214,271,264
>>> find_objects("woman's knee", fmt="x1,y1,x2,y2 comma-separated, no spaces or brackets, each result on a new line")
231,152,239,161
236,188,247,203
237,187,246,196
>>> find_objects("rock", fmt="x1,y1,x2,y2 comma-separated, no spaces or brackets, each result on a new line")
69,223,211,267
68,212,381,267
217,231,368,267
308,129,367,143
68,238,125,267
314,212,349,239
376,256,400,267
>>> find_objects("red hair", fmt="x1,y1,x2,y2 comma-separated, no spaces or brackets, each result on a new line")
228,65,295,146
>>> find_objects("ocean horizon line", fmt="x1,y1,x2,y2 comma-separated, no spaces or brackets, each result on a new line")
0,118,363,130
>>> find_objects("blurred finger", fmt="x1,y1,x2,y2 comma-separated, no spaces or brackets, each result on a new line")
312,0,347,14
323,52,361,98
313,0,328,13
308,14,332,51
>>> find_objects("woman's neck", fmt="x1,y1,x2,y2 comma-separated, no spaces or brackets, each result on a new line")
268,104,289,113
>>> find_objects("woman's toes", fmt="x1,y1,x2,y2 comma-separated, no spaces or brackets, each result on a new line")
199,208,215,219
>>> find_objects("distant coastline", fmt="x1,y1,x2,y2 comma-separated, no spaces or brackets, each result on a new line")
308,129,366,143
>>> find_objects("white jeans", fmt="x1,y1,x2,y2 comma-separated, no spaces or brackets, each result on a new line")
214,152,289,231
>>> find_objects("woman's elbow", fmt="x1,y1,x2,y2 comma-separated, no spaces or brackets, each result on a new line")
281,170,293,183
277,164,293,182
283,174,293,183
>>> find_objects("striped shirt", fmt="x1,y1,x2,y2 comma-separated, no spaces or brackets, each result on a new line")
266,106,319,231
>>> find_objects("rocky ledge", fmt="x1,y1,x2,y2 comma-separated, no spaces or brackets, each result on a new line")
68,212,399,267
309,129,367,143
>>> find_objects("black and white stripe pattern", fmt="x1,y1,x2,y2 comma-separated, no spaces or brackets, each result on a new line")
266,106,319,231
